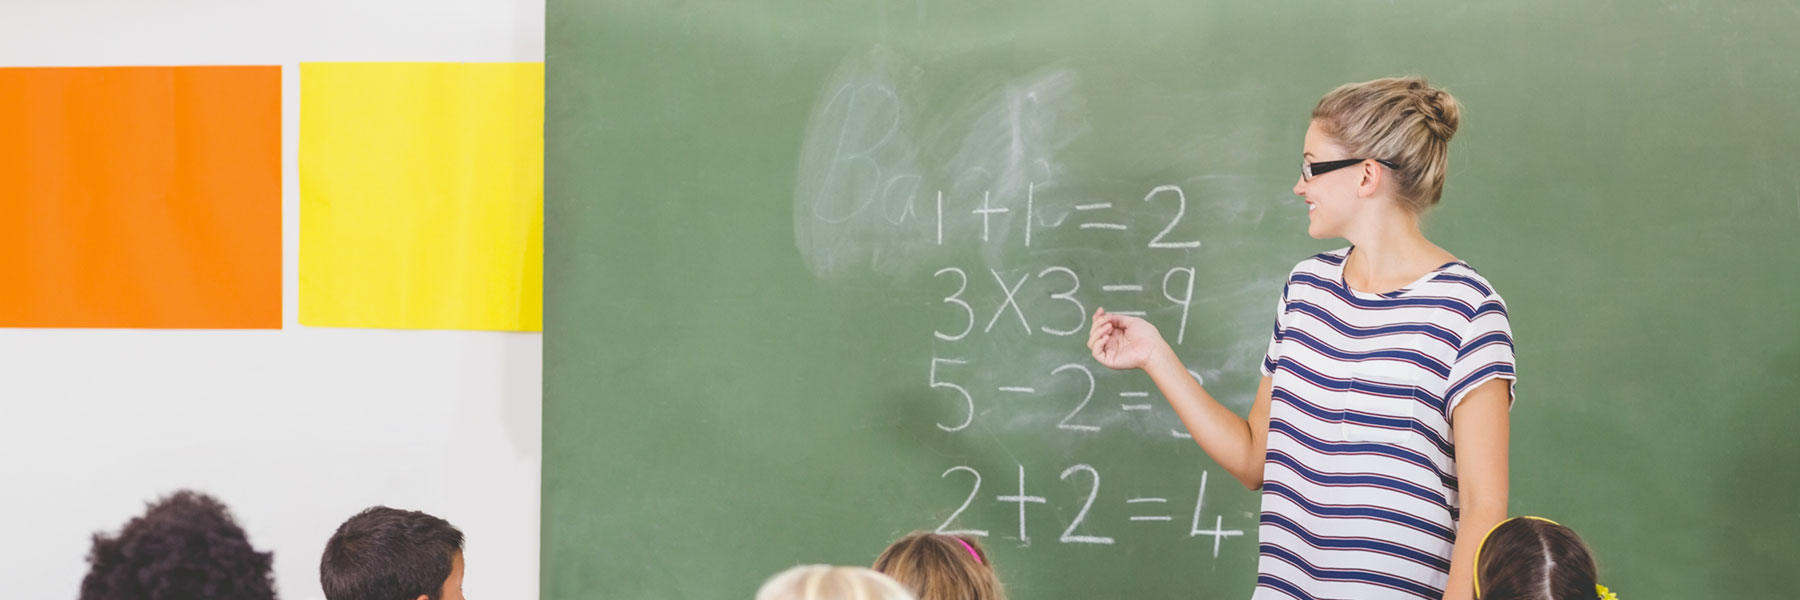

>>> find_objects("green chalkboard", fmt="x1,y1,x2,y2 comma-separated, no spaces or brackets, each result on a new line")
544,2,1800,598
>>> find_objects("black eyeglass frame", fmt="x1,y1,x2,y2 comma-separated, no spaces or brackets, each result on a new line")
1302,158,1400,180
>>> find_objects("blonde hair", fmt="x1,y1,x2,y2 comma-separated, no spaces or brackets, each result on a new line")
872,532,1006,600
1311,76,1462,214
755,565,917,600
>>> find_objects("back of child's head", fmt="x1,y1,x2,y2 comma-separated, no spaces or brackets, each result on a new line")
871,532,1005,600
755,565,916,600
80,490,277,600
320,506,464,600
1476,516,1614,600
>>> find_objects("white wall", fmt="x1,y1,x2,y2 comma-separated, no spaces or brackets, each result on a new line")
0,2,545,599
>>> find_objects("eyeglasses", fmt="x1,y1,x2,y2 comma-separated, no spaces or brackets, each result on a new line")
1302,158,1400,181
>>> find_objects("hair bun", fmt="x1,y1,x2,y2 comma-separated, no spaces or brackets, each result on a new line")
1419,87,1460,141
1312,75,1461,211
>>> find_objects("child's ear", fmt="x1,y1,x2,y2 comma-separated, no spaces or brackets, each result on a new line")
414,596,430,600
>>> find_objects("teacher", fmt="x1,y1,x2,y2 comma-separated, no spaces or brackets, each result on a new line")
1088,76,1515,600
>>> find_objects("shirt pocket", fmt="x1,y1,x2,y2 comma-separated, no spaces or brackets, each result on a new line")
1340,339,1433,445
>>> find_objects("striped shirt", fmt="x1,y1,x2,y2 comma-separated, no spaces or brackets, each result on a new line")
1252,248,1516,600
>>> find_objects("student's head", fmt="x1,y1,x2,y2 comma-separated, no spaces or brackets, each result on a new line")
755,565,916,600
320,506,465,600
79,490,277,600
1296,76,1462,239
1475,516,1613,600
871,532,1005,600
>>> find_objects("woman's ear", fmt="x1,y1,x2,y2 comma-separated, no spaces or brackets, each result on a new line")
1357,160,1384,198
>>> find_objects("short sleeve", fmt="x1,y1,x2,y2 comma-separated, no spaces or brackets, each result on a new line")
1260,283,1290,377
1446,294,1517,415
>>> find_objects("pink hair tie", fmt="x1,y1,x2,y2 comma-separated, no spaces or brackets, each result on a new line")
955,538,982,565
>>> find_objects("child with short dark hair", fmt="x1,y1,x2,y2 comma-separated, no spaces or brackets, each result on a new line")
320,506,466,600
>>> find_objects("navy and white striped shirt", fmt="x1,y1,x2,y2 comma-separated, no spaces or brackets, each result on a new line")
1252,248,1516,600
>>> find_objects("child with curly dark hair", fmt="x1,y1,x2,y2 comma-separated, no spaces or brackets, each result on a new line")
79,490,278,600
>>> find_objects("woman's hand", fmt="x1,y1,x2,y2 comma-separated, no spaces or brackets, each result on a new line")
1087,307,1172,371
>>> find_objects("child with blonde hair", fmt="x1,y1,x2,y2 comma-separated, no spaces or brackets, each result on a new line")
755,565,916,600
872,532,1005,600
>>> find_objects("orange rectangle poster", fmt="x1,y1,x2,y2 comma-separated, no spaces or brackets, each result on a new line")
0,66,282,328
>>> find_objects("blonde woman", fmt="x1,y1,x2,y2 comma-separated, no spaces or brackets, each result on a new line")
1089,76,1514,600
756,565,917,600
873,532,1005,600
